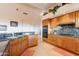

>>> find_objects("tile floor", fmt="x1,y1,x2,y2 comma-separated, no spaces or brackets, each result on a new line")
21,40,76,56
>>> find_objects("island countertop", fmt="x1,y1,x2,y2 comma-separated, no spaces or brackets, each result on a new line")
0,35,28,42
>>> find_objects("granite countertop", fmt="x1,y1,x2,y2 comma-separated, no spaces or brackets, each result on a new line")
50,34,79,39
0,35,27,42
0,39,9,42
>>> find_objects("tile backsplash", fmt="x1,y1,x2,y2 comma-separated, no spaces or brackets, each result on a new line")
51,25,79,36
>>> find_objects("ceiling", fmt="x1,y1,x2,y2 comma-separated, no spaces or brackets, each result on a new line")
27,3,62,11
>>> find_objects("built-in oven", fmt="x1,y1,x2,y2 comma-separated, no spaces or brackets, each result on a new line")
42,26,48,38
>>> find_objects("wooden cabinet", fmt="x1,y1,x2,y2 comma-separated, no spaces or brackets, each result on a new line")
50,12,76,28
58,14,70,24
75,11,79,28
43,35,79,55
21,36,28,52
50,18,59,28
7,36,28,56
62,37,75,52
69,12,76,23
42,19,51,26
9,39,19,56
4,35,38,56
57,11,79,28
58,13,75,24
28,35,38,47
75,39,79,54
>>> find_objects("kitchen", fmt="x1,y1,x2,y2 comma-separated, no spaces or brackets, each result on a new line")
42,4,79,55
0,3,79,56
0,3,40,56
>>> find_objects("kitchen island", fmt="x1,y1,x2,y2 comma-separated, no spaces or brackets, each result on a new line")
0,34,38,56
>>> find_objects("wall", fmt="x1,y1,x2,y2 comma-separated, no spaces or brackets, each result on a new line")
0,3,41,34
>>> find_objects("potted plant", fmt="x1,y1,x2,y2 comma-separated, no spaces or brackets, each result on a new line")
49,5,60,14
43,5,60,16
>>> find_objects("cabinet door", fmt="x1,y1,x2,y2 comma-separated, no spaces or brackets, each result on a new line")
52,35,57,45
9,40,17,56
42,19,50,26
50,18,59,28
61,37,67,49
57,12,75,25
75,11,79,28
75,39,79,54
69,12,76,23
57,37,62,47
65,38,75,52
58,14,69,24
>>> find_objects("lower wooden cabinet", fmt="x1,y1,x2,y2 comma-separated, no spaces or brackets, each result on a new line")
28,35,38,47
6,36,28,56
8,39,19,56
75,39,79,54
43,35,79,55
4,35,38,56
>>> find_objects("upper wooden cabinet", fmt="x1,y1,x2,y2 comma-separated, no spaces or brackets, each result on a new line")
69,12,76,23
75,11,79,28
58,12,75,24
50,18,60,28
50,12,76,28
42,19,51,26
42,11,79,28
